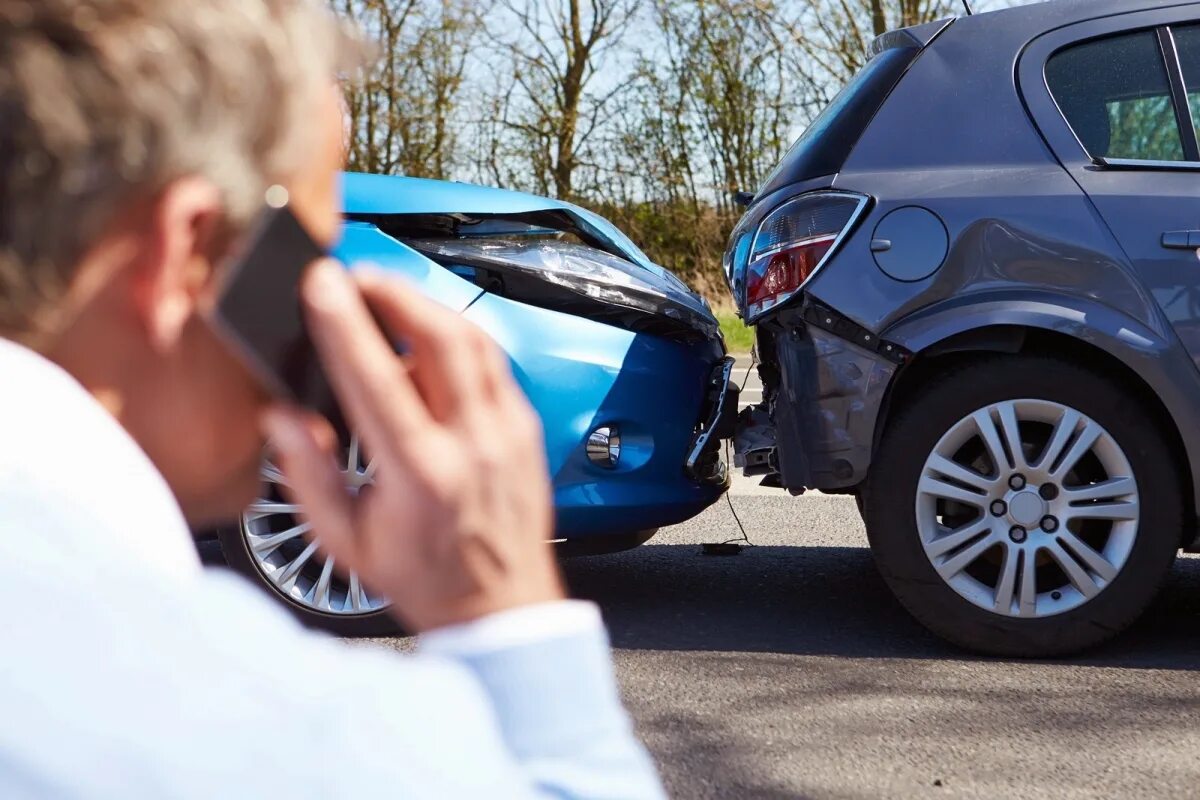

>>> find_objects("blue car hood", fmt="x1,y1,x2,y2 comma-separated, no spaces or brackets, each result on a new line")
342,172,664,277
338,172,719,344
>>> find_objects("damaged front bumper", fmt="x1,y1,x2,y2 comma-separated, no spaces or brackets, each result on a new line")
686,357,740,486
734,303,904,493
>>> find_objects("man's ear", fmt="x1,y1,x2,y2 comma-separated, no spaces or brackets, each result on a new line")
131,177,225,352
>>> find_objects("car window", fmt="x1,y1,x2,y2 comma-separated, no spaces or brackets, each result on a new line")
756,45,918,197
1046,30,1185,162
1169,25,1200,145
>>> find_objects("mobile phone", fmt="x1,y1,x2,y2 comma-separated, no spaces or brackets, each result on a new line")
210,201,339,418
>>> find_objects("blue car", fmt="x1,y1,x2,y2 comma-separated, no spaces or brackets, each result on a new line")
216,173,736,634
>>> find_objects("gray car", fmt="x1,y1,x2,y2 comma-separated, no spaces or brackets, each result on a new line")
726,0,1200,656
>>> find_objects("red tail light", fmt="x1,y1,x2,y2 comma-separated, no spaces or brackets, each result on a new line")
740,192,868,321
745,235,837,312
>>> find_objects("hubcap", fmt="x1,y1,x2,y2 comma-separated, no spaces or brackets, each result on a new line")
916,399,1139,619
241,435,390,616
1007,490,1046,527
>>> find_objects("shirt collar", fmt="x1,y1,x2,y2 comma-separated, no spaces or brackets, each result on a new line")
0,338,201,579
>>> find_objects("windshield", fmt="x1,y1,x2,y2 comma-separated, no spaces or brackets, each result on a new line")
757,46,919,197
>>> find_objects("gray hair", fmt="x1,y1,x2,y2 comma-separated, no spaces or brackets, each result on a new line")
0,0,360,336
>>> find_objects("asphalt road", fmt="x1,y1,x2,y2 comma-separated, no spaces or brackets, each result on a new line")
352,354,1200,797
357,360,1200,797
361,489,1200,799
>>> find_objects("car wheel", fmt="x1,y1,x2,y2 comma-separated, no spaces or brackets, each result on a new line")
217,434,400,637
865,355,1181,657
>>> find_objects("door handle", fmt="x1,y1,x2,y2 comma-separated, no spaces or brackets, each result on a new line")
1162,230,1200,249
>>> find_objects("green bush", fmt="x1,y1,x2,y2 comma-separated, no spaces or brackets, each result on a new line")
585,199,739,304
717,310,754,353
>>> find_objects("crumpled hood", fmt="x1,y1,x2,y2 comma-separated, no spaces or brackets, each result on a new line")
342,172,664,276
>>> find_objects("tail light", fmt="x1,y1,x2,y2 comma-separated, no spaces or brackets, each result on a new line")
743,191,868,321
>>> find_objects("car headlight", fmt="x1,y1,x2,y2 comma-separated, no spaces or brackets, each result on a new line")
743,191,869,321
411,238,719,343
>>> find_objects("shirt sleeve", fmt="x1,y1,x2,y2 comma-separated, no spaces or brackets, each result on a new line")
418,601,666,799
418,600,603,655
186,572,665,800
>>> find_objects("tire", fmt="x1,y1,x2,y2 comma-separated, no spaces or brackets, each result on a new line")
864,354,1181,657
217,523,401,637
217,433,401,637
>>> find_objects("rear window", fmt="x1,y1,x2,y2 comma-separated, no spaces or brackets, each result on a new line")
1046,30,1186,162
756,46,919,198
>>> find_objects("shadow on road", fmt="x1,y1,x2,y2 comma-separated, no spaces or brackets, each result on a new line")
562,543,1200,671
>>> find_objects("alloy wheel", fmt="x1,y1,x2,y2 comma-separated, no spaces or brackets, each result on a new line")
916,399,1139,619
241,435,390,616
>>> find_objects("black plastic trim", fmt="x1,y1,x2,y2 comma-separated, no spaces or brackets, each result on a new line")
802,301,910,364
1091,157,1200,171
1159,27,1200,161
685,358,739,485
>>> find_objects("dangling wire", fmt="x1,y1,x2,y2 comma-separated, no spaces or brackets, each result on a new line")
720,435,753,547
704,350,760,550
739,348,758,392
723,350,761,545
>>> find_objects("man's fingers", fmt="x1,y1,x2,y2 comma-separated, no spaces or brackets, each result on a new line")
476,324,523,405
301,260,428,451
354,267,492,423
260,406,358,564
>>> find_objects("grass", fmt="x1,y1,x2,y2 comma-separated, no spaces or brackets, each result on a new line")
716,309,755,354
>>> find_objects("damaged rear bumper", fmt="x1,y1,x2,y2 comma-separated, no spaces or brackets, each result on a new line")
734,305,902,492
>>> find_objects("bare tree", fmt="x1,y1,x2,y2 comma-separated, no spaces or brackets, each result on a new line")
483,0,640,200
406,1,481,178
793,0,960,92
339,0,419,173
671,0,800,211
339,0,483,178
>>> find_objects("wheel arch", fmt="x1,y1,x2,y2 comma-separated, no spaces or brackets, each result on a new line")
879,305,1200,548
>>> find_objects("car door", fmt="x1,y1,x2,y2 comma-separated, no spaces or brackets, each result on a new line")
1022,7,1200,369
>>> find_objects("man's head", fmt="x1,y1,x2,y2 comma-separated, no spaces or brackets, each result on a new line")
0,0,358,526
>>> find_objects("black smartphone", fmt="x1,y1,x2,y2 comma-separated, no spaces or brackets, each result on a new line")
210,201,339,417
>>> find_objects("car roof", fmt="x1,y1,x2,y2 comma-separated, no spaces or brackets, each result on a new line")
955,0,1200,42
837,0,1200,184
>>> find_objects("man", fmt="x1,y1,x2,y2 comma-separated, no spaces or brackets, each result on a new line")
0,1,664,797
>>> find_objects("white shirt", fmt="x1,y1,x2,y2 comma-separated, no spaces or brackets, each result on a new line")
0,339,663,799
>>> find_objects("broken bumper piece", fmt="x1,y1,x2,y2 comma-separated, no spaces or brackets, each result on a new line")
733,404,777,477
733,313,899,493
685,357,740,486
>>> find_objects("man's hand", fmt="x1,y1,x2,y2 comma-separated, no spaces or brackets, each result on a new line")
262,260,564,633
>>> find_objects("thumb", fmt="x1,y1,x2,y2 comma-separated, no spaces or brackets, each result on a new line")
260,406,359,564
